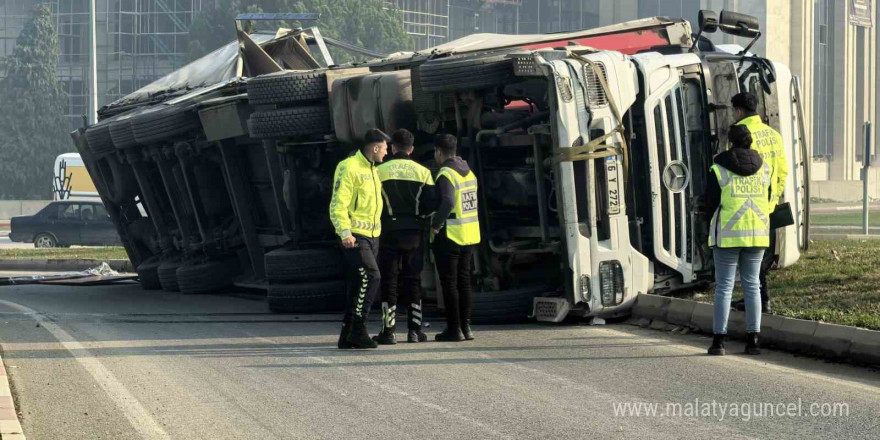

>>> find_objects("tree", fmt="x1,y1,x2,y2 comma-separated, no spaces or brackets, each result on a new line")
188,0,411,64
0,3,69,200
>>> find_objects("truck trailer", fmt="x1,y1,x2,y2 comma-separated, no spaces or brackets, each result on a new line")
71,10,809,323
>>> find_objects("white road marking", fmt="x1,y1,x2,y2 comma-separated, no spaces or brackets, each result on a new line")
0,300,171,440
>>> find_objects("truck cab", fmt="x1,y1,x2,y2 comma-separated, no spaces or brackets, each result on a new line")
533,11,810,321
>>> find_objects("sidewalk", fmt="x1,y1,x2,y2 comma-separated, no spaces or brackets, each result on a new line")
811,202,880,213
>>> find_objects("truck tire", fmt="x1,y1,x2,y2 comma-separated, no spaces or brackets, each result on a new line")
137,257,162,290
131,104,202,145
265,248,344,283
246,106,331,139
176,259,240,294
469,286,548,325
101,155,138,205
417,53,516,93
110,119,137,150
85,121,115,158
157,258,183,292
247,71,328,105
267,280,347,313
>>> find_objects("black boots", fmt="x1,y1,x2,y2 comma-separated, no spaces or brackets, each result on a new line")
434,327,465,342
347,316,378,349
745,332,761,355
461,320,474,341
374,302,397,345
407,301,428,343
338,320,353,349
708,334,726,356
407,329,428,343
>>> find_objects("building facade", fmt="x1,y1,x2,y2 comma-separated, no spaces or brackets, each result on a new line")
1,1,877,182
0,0,201,130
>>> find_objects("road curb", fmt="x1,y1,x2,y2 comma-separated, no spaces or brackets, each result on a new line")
631,293,880,367
0,354,25,439
0,259,132,273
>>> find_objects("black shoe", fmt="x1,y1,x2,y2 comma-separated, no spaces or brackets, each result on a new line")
434,328,464,342
347,317,378,349
732,299,746,312
338,322,353,349
761,301,772,314
745,332,761,355
708,334,726,356
407,329,428,343
374,328,397,345
461,321,474,341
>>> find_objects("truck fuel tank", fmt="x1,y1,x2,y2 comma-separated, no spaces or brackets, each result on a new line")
329,70,416,145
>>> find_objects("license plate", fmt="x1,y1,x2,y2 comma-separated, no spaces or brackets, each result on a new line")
606,157,621,215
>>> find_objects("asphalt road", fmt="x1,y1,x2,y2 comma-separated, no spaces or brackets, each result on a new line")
0,282,877,440
0,236,32,249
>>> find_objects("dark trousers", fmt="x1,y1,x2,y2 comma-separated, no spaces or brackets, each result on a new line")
433,236,475,331
343,235,381,321
758,231,776,304
378,230,424,329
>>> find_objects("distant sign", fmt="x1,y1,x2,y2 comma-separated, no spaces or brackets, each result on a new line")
851,0,873,28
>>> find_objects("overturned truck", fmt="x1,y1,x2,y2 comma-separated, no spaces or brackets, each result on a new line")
72,10,809,323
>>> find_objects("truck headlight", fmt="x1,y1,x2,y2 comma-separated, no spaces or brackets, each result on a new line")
599,261,624,306
580,275,591,302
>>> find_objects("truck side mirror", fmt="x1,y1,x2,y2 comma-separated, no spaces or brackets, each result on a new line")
699,10,719,34
719,11,760,38
690,10,719,53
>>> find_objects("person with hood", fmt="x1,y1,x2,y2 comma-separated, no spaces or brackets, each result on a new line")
431,134,481,342
730,92,788,314
704,124,771,356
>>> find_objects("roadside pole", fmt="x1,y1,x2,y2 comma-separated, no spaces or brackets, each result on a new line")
88,0,98,125
864,121,872,235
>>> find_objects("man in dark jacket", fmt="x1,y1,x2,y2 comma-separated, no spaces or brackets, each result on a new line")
431,134,481,342
374,129,436,344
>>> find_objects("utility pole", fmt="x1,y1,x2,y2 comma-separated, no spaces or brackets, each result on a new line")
88,0,98,125
863,121,872,235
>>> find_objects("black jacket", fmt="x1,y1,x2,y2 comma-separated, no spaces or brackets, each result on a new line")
377,152,438,233
703,148,764,215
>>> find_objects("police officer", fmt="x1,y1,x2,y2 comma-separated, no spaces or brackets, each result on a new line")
705,124,771,356
330,128,389,349
730,93,788,314
431,134,481,342
374,129,436,345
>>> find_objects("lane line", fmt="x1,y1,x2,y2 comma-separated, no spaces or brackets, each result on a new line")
0,300,170,440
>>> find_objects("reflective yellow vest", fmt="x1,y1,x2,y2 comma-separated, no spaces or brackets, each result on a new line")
329,150,383,239
736,115,788,205
709,163,772,248
436,167,481,246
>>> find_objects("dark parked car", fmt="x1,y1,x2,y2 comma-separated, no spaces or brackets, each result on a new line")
9,201,121,248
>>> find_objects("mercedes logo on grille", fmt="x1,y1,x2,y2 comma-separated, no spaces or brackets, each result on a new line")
662,160,690,194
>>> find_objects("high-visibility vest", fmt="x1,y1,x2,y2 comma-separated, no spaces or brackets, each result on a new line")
437,167,481,246
709,163,772,248
736,115,788,205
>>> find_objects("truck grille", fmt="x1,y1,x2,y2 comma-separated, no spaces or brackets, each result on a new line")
584,62,608,107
